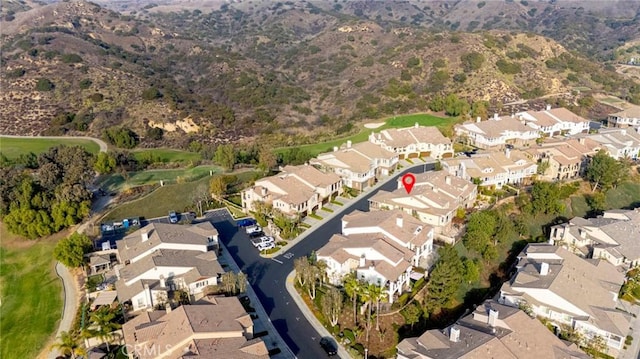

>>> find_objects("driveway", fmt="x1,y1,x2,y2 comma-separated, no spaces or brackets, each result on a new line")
204,164,433,358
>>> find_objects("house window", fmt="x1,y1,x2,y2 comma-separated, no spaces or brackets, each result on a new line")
137,298,144,308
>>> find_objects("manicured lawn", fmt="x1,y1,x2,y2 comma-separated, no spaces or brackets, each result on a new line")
95,165,222,191
276,112,457,157
103,171,257,220
0,224,63,359
132,148,202,164
0,136,100,159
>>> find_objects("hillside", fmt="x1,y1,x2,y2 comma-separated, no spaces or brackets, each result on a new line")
1,0,638,147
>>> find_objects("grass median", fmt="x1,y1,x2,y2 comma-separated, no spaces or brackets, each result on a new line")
0,136,100,159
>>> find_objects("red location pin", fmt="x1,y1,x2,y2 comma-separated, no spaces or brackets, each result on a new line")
402,173,416,194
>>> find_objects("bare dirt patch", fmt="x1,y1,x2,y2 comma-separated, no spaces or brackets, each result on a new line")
364,122,385,129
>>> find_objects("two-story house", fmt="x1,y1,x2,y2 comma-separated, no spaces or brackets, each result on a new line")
455,114,540,149
368,171,477,233
311,140,398,191
122,295,269,359
368,123,454,160
549,208,640,268
607,107,640,128
499,244,631,354
442,149,537,189
115,222,223,312
317,209,434,303
527,138,598,181
397,299,589,359
585,128,640,160
241,164,342,217
517,105,590,137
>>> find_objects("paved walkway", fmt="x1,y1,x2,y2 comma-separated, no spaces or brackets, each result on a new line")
48,262,79,359
0,134,108,152
217,241,295,359
285,270,351,359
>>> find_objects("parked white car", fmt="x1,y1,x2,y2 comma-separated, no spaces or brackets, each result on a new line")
251,235,274,248
257,241,275,251
245,225,262,235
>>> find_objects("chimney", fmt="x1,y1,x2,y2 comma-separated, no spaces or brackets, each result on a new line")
476,116,481,123
166,305,172,314
141,230,149,242
414,122,419,128
546,104,551,111
579,229,586,238
493,113,499,120
359,254,366,267
144,283,152,309
445,176,451,185
396,214,403,228
505,148,511,158
347,140,352,148
160,275,166,288
261,187,268,196
449,327,460,342
488,309,499,327
333,146,339,152
540,262,549,276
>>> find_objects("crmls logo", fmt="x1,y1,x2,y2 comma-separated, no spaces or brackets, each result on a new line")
121,344,174,357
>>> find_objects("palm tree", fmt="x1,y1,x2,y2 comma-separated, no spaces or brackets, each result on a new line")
343,273,361,324
368,284,385,331
89,306,122,351
51,331,86,359
360,284,374,343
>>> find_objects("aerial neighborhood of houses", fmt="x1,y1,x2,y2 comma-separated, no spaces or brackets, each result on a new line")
79,104,640,359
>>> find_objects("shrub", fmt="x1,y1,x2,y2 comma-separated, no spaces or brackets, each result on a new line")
406,57,421,68
88,93,104,102
276,241,288,246
460,52,485,72
6,68,25,78
142,87,162,100
61,53,83,63
102,127,139,148
35,78,54,91
146,127,164,140
79,78,92,89
496,59,522,74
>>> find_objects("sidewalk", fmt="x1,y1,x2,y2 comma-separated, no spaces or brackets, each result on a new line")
217,241,295,359
285,270,351,359
262,158,435,258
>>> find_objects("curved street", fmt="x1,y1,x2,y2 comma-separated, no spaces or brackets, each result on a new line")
206,163,433,358
47,262,79,359
0,134,108,152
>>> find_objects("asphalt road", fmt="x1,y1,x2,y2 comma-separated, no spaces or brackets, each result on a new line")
205,165,431,358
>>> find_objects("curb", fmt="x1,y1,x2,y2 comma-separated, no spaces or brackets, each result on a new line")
260,159,436,258
217,241,296,359
285,270,352,359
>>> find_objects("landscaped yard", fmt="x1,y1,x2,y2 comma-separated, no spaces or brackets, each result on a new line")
0,223,64,359
276,112,457,157
0,136,100,159
103,171,257,220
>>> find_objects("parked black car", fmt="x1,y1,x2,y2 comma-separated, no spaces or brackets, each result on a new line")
319,337,337,356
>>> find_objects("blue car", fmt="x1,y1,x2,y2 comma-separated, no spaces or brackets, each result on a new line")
237,218,256,227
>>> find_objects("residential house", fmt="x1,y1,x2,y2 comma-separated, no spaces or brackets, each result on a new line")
549,208,640,268
115,223,223,311
499,244,632,354
117,222,219,265
583,128,640,160
316,209,434,302
454,114,540,149
368,123,454,159
241,164,342,217
441,149,537,189
527,138,598,181
368,171,477,233
121,295,269,359
397,300,589,359
607,106,640,128
310,140,398,191
517,105,590,137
